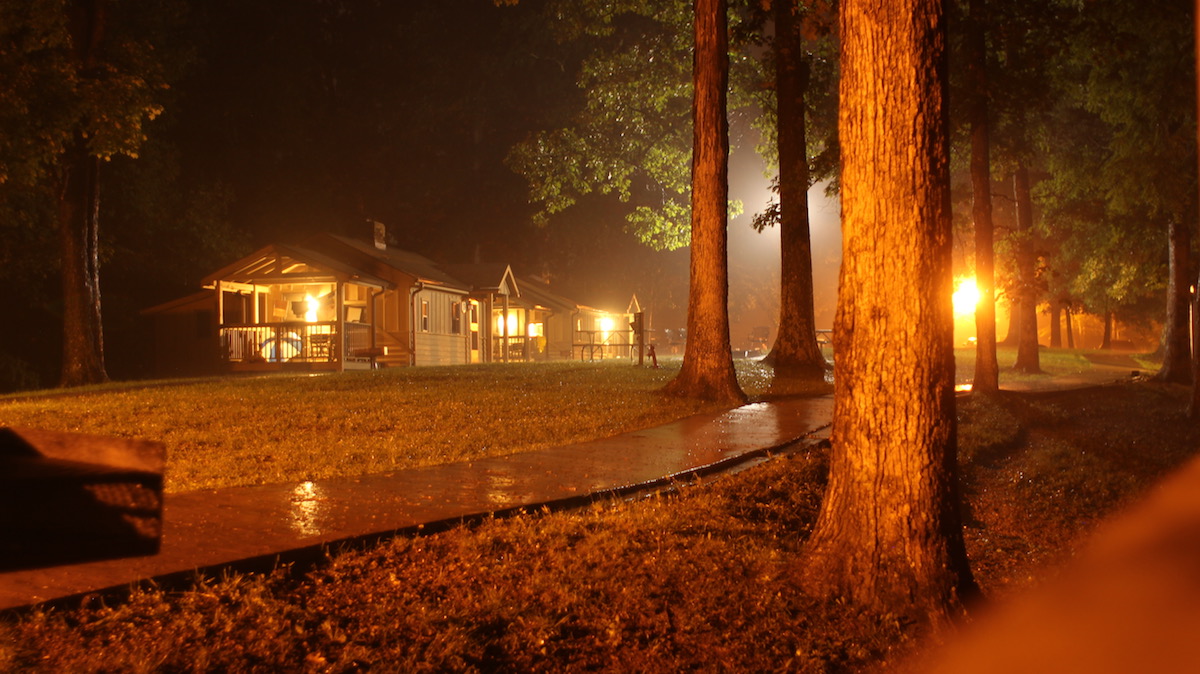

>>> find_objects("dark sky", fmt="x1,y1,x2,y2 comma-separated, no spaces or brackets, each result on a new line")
167,0,839,342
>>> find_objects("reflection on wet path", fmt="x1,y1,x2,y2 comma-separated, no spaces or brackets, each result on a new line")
0,396,832,610
289,481,324,537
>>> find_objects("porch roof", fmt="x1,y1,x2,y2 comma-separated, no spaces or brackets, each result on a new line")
200,243,393,290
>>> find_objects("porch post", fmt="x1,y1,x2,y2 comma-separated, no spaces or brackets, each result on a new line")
215,280,224,361
486,293,495,363
336,281,345,372
502,293,510,364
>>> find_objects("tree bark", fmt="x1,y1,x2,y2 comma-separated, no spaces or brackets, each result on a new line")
800,0,975,622
663,0,745,404
1049,299,1062,348
59,0,109,387
1065,301,1075,349
762,0,827,381
1155,218,1192,383
967,0,999,393
1011,163,1042,373
1101,309,1114,349
1192,2,1200,418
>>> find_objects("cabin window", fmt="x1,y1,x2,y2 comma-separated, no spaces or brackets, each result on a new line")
421,300,430,332
451,302,462,334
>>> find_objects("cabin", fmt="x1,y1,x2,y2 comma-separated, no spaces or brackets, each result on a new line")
158,232,475,372
518,277,638,361
144,229,641,375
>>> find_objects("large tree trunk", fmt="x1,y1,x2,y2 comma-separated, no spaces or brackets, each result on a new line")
59,0,109,388
1192,4,1200,419
967,0,999,393
1155,218,1192,383
1011,163,1042,373
1065,302,1076,349
1101,309,1114,349
800,0,976,622
762,0,827,381
663,0,744,404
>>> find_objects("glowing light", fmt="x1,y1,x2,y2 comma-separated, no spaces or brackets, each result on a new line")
305,295,320,322
599,317,614,333
952,277,980,317
497,313,518,334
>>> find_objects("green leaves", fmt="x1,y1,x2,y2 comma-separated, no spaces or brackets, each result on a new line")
0,0,175,187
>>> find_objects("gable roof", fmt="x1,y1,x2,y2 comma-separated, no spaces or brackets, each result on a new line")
201,242,393,289
321,234,468,289
516,276,583,313
438,263,520,297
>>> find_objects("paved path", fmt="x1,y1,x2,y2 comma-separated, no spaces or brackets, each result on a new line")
0,396,833,612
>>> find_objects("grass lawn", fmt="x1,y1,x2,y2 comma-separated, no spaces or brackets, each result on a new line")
1,352,1192,671
0,361,743,493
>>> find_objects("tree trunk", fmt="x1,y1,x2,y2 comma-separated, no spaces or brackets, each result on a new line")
967,0,999,393
1155,218,1192,383
800,0,975,622
1065,302,1075,349
663,0,745,404
1012,163,1042,373
59,0,109,388
1192,5,1200,418
1101,310,1113,349
1049,299,1062,348
762,0,827,381
999,299,1018,346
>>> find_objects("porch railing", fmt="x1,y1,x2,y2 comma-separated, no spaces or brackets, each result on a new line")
221,323,339,363
573,330,633,361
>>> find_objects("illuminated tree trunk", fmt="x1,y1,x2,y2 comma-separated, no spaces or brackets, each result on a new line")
1155,218,1192,383
664,0,745,404
800,0,975,621
968,0,999,393
1012,163,1042,373
59,0,109,387
763,0,827,381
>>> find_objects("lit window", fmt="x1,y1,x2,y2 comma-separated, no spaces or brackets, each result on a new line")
421,300,430,332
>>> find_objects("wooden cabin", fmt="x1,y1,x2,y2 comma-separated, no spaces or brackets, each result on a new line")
191,233,477,372
517,277,637,361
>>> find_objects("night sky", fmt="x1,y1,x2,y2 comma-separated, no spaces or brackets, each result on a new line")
162,0,837,345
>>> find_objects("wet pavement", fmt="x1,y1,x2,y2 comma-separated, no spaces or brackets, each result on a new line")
0,396,833,612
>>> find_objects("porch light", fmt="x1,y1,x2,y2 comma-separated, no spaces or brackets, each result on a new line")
497,313,518,334
305,295,320,322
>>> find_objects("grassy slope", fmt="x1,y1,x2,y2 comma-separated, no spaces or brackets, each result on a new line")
3,353,1196,671
0,362,725,493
